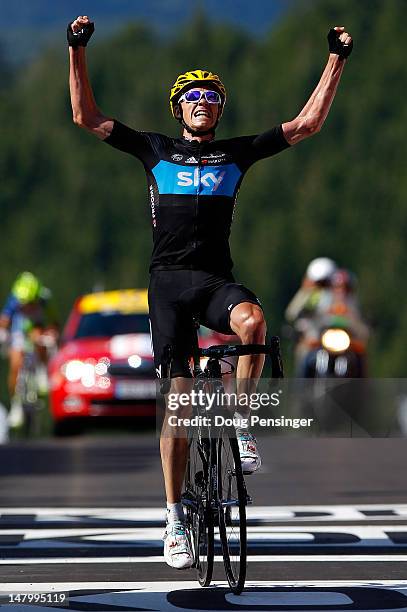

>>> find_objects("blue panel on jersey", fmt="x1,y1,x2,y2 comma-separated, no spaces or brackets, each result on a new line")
152,160,242,197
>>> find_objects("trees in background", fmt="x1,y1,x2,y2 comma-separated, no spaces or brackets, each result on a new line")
1,0,405,375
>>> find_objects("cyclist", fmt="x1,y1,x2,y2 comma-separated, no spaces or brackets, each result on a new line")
0,272,59,427
67,17,353,568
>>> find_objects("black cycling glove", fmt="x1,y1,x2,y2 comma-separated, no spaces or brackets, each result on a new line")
67,21,95,48
327,28,353,59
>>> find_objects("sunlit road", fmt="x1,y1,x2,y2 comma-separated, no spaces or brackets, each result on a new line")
1,433,407,610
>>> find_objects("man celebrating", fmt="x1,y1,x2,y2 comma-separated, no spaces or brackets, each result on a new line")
68,16,352,569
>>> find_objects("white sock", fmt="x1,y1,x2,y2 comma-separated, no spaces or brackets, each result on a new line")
166,502,184,524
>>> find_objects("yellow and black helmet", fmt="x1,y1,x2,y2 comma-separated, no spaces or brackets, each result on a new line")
169,69,227,118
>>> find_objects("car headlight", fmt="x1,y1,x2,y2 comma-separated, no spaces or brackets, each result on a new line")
321,329,351,352
61,357,110,388
128,354,142,368
81,363,96,388
63,360,85,382
95,357,110,375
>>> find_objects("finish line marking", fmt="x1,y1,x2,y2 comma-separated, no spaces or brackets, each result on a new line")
1,524,407,538
1,504,407,522
2,555,407,564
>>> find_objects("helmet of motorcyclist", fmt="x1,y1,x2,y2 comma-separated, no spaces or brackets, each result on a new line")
331,268,357,293
306,257,337,284
11,272,42,304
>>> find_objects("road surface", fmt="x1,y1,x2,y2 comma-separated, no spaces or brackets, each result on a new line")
0,433,406,610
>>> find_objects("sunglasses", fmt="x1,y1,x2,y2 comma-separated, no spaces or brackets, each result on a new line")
179,89,221,104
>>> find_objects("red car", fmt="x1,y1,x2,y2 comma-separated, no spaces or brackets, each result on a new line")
48,289,236,434
48,289,156,434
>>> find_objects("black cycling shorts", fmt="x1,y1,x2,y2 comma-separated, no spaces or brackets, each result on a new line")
148,270,262,378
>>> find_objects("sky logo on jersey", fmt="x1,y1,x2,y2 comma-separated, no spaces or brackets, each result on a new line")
152,160,241,196
177,169,226,191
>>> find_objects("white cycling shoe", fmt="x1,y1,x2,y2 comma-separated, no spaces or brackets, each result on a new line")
163,521,194,569
237,431,262,474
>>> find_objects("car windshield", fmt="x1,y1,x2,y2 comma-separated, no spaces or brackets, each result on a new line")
74,312,150,339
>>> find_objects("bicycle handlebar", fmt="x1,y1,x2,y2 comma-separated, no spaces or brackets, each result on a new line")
199,342,276,359
159,337,284,394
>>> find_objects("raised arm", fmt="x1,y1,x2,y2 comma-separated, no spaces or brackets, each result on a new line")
282,27,353,145
68,16,114,139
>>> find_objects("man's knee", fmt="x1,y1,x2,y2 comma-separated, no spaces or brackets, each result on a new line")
230,304,266,343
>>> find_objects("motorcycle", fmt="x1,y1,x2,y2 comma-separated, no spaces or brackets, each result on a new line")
292,311,369,434
303,312,367,378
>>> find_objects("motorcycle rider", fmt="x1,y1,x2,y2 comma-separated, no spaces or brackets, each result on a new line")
286,257,337,321
286,257,336,375
286,260,368,375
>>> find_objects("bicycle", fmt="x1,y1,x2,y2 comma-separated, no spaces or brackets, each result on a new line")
160,337,284,594
14,330,56,436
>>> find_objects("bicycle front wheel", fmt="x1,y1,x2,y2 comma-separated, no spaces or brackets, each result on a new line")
217,431,247,594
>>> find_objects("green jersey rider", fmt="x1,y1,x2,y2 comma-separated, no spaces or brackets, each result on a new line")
0,272,59,427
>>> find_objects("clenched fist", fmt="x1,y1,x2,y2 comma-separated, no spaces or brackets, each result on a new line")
67,16,95,48
327,26,353,59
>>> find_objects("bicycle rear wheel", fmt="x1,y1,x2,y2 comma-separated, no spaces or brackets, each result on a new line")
217,431,247,594
17,361,41,437
184,432,214,586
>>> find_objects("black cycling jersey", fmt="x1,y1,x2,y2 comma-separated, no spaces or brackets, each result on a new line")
104,121,289,273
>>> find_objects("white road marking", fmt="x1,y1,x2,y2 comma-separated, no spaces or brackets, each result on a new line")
1,554,407,564
2,580,407,591
1,581,407,612
1,507,406,569
1,524,406,544
1,504,407,522
1,507,407,611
